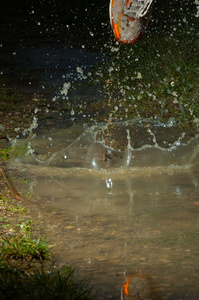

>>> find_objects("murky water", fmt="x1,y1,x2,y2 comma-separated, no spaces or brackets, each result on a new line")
8,123,199,300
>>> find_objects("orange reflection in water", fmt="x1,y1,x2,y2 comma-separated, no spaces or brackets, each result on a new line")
121,273,162,300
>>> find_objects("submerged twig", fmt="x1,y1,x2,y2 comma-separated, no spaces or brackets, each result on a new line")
0,167,28,202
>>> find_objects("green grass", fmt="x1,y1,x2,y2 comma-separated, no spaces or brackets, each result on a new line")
0,147,11,162
0,218,92,299
0,197,93,300
1,219,51,261
0,92,22,112
0,262,93,300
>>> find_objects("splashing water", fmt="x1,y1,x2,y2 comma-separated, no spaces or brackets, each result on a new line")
1,2,199,299
8,117,199,173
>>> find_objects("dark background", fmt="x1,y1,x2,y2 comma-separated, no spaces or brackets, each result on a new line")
0,0,197,49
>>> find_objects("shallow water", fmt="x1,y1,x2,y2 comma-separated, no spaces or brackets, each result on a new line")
9,124,199,300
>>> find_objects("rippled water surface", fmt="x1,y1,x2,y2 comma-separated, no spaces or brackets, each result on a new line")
9,125,199,300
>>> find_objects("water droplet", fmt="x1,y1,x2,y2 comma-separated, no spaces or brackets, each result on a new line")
172,91,178,97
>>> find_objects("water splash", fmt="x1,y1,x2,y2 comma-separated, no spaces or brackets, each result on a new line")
8,119,199,171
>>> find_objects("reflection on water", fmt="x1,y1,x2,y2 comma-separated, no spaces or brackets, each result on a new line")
121,273,162,300
14,161,199,299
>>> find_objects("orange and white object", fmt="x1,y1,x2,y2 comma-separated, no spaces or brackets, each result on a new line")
109,0,153,44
